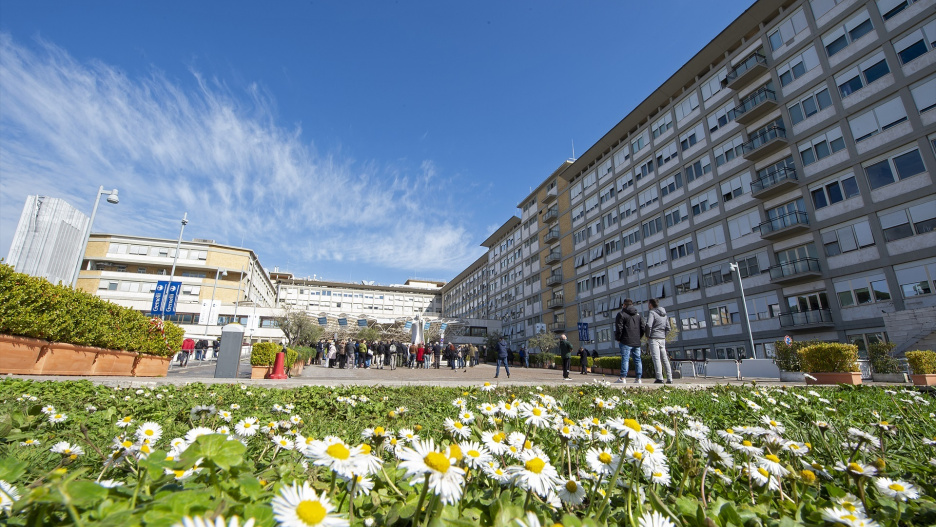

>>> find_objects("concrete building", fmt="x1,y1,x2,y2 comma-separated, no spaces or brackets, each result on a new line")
447,0,936,376
6,196,89,286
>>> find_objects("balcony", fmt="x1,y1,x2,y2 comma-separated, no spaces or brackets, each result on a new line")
544,249,561,265
548,322,566,332
769,258,821,284
758,211,810,240
742,126,788,161
546,273,563,287
779,309,834,329
547,297,564,309
544,228,560,244
542,186,558,204
725,52,768,91
751,167,798,199
543,208,559,223
730,86,779,125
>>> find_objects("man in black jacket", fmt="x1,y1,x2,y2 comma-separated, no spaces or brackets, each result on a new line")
559,334,573,380
614,299,644,384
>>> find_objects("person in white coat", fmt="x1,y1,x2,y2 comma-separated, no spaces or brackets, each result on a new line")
325,341,337,368
644,298,673,384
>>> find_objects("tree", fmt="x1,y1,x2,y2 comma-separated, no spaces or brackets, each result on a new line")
484,330,503,354
528,331,558,356
355,326,381,342
274,307,323,346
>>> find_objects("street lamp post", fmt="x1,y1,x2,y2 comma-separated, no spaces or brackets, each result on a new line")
72,186,119,288
203,268,227,335
159,213,188,320
232,264,246,321
730,262,756,381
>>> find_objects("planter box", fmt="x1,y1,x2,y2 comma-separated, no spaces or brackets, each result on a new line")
251,365,272,379
40,343,98,376
291,362,304,376
132,355,171,377
779,370,805,382
0,335,48,374
91,349,138,376
805,372,862,385
910,374,936,386
871,373,909,383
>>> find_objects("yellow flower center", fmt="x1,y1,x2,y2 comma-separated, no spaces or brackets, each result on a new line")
532,408,542,416
770,421,778,427
463,414,471,419
244,423,252,428
504,404,512,410
454,422,463,429
726,428,734,434
765,454,780,463
448,444,463,461
69,454,77,460
122,417,132,422
326,443,351,460
623,419,642,433
847,463,862,473
843,503,856,512
525,457,546,474
888,483,905,492
790,444,800,450
841,514,858,522
424,452,450,473
140,445,151,454
591,418,600,426
145,429,154,436
484,382,491,387
523,440,532,450
742,440,752,447
173,470,186,478
653,471,663,478
296,499,327,525
645,444,655,454
122,440,133,448
565,480,578,492
598,452,612,465
492,432,505,443
562,426,571,435
757,467,770,478
360,444,372,455
632,451,643,460
374,427,385,436
467,449,480,458
388,411,397,419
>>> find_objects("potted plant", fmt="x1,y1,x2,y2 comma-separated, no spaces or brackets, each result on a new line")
905,350,936,386
797,342,862,385
250,342,278,379
868,341,908,383
773,339,820,382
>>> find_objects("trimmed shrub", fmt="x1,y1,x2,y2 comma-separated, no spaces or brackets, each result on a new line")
797,343,859,373
250,342,297,367
0,263,182,356
905,350,936,375
773,339,821,372
868,341,901,374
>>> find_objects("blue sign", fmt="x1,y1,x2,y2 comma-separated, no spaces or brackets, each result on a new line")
784,335,793,346
404,321,413,330
440,323,447,331
577,322,589,342
424,322,431,330
163,281,182,316
318,317,328,325
338,318,347,326
150,281,169,315
357,319,368,327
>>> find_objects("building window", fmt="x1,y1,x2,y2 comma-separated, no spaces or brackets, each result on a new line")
714,135,744,167
878,0,920,20
614,145,631,168
893,18,936,65
702,262,733,287
603,237,621,256
583,171,597,188
709,302,739,326
679,306,707,330
675,270,700,293
746,292,780,320
895,261,936,297
638,187,659,209
810,172,861,209
675,93,700,123
576,278,590,294
664,204,688,228
690,187,719,216
646,246,667,269
656,141,678,169
696,224,725,250
834,272,891,307
879,199,936,241
651,112,673,139
660,173,683,197
599,184,616,205
641,216,663,238
822,9,874,56
735,253,766,278
836,50,890,98
631,130,650,156
622,226,641,248
679,121,705,151
701,67,727,101
721,171,753,202
848,97,908,142
684,155,712,183
727,209,760,240
863,147,926,190
811,0,848,20
669,237,694,261
769,7,808,51
707,101,735,134
910,75,936,114
777,46,820,87
788,84,833,125
799,127,846,166
619,198,637,222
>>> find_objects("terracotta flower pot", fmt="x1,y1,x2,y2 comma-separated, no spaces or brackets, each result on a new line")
91,349,138,376
910,374,936,386
132,355,171,377
805,372,862,385
0,334,48,374
251,365,272,379
40,343,98,376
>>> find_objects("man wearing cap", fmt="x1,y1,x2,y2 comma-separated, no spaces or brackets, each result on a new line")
614,298,644,384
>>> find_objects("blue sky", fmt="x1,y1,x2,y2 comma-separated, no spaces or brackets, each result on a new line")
0,0,753,284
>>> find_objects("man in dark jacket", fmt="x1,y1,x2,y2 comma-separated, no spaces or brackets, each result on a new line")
578,346,589,375
494,337,510,378
614,299,644,383
559,334,573,380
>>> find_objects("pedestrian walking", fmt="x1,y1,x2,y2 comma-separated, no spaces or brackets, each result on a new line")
645,298,674,384
578,346,588,374
180,337,195,366
559,334,573,380
494,337,510,378
614,298,645,384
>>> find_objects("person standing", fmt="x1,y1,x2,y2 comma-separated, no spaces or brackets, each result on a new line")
494,337,510,378
180,337,195,366
518,346,527,368
614,298,644,384
645,298,674,384
578,346,588,375
559,334,573,380
433,342,442,369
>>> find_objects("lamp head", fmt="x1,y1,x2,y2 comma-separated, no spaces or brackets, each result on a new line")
106,189,119,204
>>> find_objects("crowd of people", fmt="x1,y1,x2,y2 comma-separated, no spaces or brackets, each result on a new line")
313,339,485,371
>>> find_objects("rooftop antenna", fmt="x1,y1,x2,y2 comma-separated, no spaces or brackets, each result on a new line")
571,139,576,161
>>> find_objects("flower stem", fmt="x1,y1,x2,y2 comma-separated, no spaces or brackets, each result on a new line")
412,473,431,527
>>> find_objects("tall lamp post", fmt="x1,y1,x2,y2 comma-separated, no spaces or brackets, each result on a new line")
159,213,188,320
729,261,756,381
203,269,227,335
72,186,119,288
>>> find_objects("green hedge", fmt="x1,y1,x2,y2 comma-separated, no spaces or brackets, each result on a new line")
798,342,859,373
906,350,936,375
293,345,317,364
868,341,901,374
250,342,297,367
0,263,182,357
773,339,821,372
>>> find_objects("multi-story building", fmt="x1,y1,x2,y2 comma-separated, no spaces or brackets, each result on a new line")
449,0,936,371
6,196,89,286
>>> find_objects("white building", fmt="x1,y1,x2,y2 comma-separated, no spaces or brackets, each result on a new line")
6,196,89,286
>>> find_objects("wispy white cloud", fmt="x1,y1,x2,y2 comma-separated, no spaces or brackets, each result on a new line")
0,34,484,276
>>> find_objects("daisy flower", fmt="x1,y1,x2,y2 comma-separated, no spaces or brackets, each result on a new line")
637,510,675,527
271,481,347,527
97,479,123,488
185,427,216,445
557,477,586,505
460,442,493,469
116,416,134,428
218,411,233,422
585,447,619,476
820,507,879,527
272,435,295,451
290,415,303,425
235,418,259,437
480,382,495,392
305,437,363,478
398,428,419,444
832,493,866,515
19,439,40,447
452,398,467,409
50,441,83,457
344,474,374,498
594,427,616,443
0,480,20,513
171,515,256,527
443,418,471,440
834,461,877,477
557,424,580,440
782,441,809,457
746,464,780,491
217,426,231,435
647,469,672,486
458,410,476,424
481,431,509,456
699,440,734,468
48,413,67,424
519,404,551,428
354,444,384,476
507,450,560,498
40,405,55,415
479,403,498,416
498,401,519,419
135,422,163,443
874,478,920,501
730,440,764,457
361,427,388,440
483,461,511,485
756,454,789,477
397,438,466,505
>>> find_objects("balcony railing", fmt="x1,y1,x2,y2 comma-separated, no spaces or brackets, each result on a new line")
751,167,798,199
542,187,558,203
725,52,768,90
769,257,821,283
759,211,809,239
546,273,563,287
742,126,788,161
547,297,564,309
543,208,559,223
548,322,566,332
544,250,561,264
779,308,833,328
544,228,560,244
729,86,778,125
